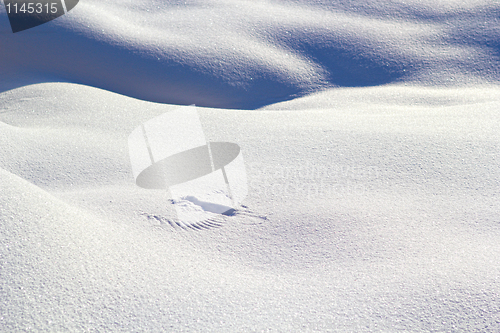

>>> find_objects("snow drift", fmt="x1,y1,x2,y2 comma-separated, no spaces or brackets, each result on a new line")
1,0,500,331
1,0,499,108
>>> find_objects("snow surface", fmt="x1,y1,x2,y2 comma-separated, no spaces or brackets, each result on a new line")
1,0,500,331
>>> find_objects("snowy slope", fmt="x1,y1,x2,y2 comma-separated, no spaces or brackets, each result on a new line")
1,0,499,108
1,0,500,332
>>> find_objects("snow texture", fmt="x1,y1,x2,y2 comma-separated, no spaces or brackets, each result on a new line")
1,0,500,331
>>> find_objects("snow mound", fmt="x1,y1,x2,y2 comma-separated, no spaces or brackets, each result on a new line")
2,0,500,331
1,0,499,108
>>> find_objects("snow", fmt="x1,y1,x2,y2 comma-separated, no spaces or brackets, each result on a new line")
1,0,500,331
